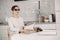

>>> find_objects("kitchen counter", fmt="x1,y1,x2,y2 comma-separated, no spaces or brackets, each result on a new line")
11,29,56,40
0,24,57,40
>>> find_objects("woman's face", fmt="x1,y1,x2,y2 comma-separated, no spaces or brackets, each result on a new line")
13,7,20,15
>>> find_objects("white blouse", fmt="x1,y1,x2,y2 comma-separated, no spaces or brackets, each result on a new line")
7,17,24,33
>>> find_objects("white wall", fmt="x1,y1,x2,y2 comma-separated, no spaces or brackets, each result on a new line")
0,0,55,24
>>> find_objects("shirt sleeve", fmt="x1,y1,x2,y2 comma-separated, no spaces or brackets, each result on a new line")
21,18,24,26
18,17,25,30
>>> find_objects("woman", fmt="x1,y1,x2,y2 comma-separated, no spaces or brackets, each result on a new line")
7,5,30,37
7,5,42,36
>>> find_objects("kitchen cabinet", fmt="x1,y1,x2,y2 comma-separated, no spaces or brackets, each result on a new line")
56,12,60,24
55,0,60,11
0,25,8,40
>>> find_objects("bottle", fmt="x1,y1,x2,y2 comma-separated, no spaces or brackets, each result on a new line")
49,14,52,22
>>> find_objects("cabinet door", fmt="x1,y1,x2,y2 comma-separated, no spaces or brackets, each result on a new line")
56,12,60,24
0,25,8,40
55,0,60,10
56,24,60,30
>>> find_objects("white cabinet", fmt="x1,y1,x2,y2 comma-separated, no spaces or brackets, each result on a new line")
56,12,60,24
56,24,60,30
0,25,8,40
55,0,60,10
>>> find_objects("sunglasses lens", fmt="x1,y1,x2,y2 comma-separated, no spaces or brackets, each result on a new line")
14,9,20,11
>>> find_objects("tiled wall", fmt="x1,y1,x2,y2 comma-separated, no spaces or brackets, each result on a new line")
40,0,55,17
0,0,55,24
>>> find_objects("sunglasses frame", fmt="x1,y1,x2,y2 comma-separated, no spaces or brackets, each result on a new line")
14,9,20,11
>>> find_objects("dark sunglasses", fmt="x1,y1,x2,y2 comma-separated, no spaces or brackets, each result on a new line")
14,9,20,11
